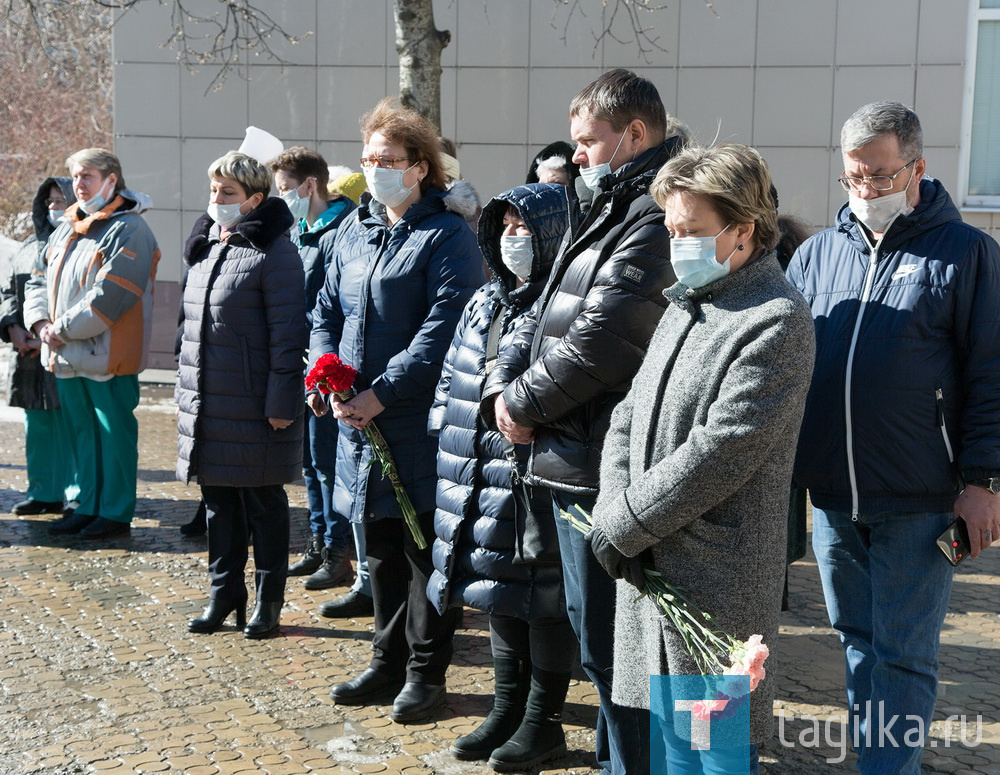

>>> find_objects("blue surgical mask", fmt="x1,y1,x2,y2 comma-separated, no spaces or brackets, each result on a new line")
500,235,533,279
78,178,114,215
48,210,65,227
207,201,248,229
364,164,417,208
579,129,628,193
669,224,735,289
281,182,311,222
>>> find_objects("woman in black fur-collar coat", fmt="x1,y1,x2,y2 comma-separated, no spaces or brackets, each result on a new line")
176,151,307,640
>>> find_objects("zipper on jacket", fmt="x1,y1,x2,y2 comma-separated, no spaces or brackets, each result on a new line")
935,388,955,463
844,239,881,522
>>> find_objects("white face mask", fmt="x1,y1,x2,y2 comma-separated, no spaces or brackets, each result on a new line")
579,129,628,193
364,164,417,208
78,177,114,215
280,185,310,222
48,210,65,227
500,235,533,279
669,224,736,289
849,182,914,234
207,201,248,229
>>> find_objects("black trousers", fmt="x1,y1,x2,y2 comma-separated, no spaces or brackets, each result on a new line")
489,613,577,674
365,510,460,684
201,484,289,603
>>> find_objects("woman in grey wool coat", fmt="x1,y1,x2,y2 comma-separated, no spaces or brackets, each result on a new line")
589,144,815,774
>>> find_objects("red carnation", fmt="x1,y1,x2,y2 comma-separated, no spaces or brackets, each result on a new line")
306,353,358,396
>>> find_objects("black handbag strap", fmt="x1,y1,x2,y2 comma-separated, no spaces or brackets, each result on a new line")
484,301,519,461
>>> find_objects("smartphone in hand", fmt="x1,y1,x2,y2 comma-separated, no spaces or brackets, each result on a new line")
936,518,972,566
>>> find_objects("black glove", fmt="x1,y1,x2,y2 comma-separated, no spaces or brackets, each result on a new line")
588,525,645,590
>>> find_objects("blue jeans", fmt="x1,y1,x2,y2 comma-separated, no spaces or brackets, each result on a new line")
657,718,759,775
305,409,350,550
552,489,650,775
811,508,955,775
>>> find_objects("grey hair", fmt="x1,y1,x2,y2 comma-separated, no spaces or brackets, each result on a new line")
841,101,923,160
208,151,272,198
66,148,126,193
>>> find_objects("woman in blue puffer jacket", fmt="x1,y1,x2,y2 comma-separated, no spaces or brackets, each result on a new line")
427,183,577,771
309,99,484,724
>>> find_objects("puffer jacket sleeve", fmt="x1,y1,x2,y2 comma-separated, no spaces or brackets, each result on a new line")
369,224,483,408
953,232,1000,480
308,220,353,372
594,308,816,558
21,232,57,333
502,216,670,428
0,242,31,339
429,286,484,437
262,240,308,421
480,304,538,428
50,218,158,342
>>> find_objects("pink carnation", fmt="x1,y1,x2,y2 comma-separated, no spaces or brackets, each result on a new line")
691,699,729,721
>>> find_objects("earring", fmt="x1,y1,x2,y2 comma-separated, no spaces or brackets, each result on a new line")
737,244,745,251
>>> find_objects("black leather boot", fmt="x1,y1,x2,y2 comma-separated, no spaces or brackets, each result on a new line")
487,666,570,772
243,600,282,639
451,657,530,761
288,534,323,576
304,545,353,590
188,597,247,633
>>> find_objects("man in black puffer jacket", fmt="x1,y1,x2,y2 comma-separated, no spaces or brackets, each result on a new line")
482,69,684,775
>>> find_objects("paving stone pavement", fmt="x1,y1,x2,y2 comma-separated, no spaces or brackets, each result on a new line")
0,382,997,775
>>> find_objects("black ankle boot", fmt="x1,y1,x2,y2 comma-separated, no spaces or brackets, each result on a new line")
188,597,247,633
288,534,323,576
452,657,530,761
244,600,282,639
487,666,571,772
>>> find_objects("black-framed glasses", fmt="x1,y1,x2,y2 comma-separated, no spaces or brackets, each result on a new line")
360,155,410,169
838,158,918,192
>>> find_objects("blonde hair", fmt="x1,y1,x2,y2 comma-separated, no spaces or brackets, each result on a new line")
208,151,272,199
650,144,779,252
66,148,126,193
360,98,447,194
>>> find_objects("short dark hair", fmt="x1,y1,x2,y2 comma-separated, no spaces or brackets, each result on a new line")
569,69,667,144
269,146,330,192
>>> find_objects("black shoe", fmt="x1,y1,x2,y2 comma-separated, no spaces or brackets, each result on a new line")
304,546,354,590
330,668,404,705
243,600,282,639
180,501,207,536
12,499,64,516
391,682,446,723
79,517,131,539
188,598,247,633
288,533,323,575
487,667,571,772
48,512,98,535
452,657,530,760
318,589,374,619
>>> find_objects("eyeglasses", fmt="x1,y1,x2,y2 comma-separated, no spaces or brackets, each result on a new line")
838,158,918,192
359,155,410,169
44,198,67,208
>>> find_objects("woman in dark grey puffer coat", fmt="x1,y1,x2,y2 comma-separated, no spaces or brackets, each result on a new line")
176,151,307,640
427,183,577,770
590,146,815,774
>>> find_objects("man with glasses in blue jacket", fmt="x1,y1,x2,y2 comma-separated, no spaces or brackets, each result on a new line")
787,101,1000,775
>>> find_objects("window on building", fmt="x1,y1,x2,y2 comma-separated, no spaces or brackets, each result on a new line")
963,0,1000,207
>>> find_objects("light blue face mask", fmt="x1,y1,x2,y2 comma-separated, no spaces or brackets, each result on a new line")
207,201,248,229
78,178,114,215
280,178,313,222
500,235,533,279
579,129,628,193
669,224,736,289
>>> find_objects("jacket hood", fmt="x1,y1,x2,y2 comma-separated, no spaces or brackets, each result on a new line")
184,196,294,264
360,183,480,227
478,183,568,308
31,177,75,242
835,176,961,254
